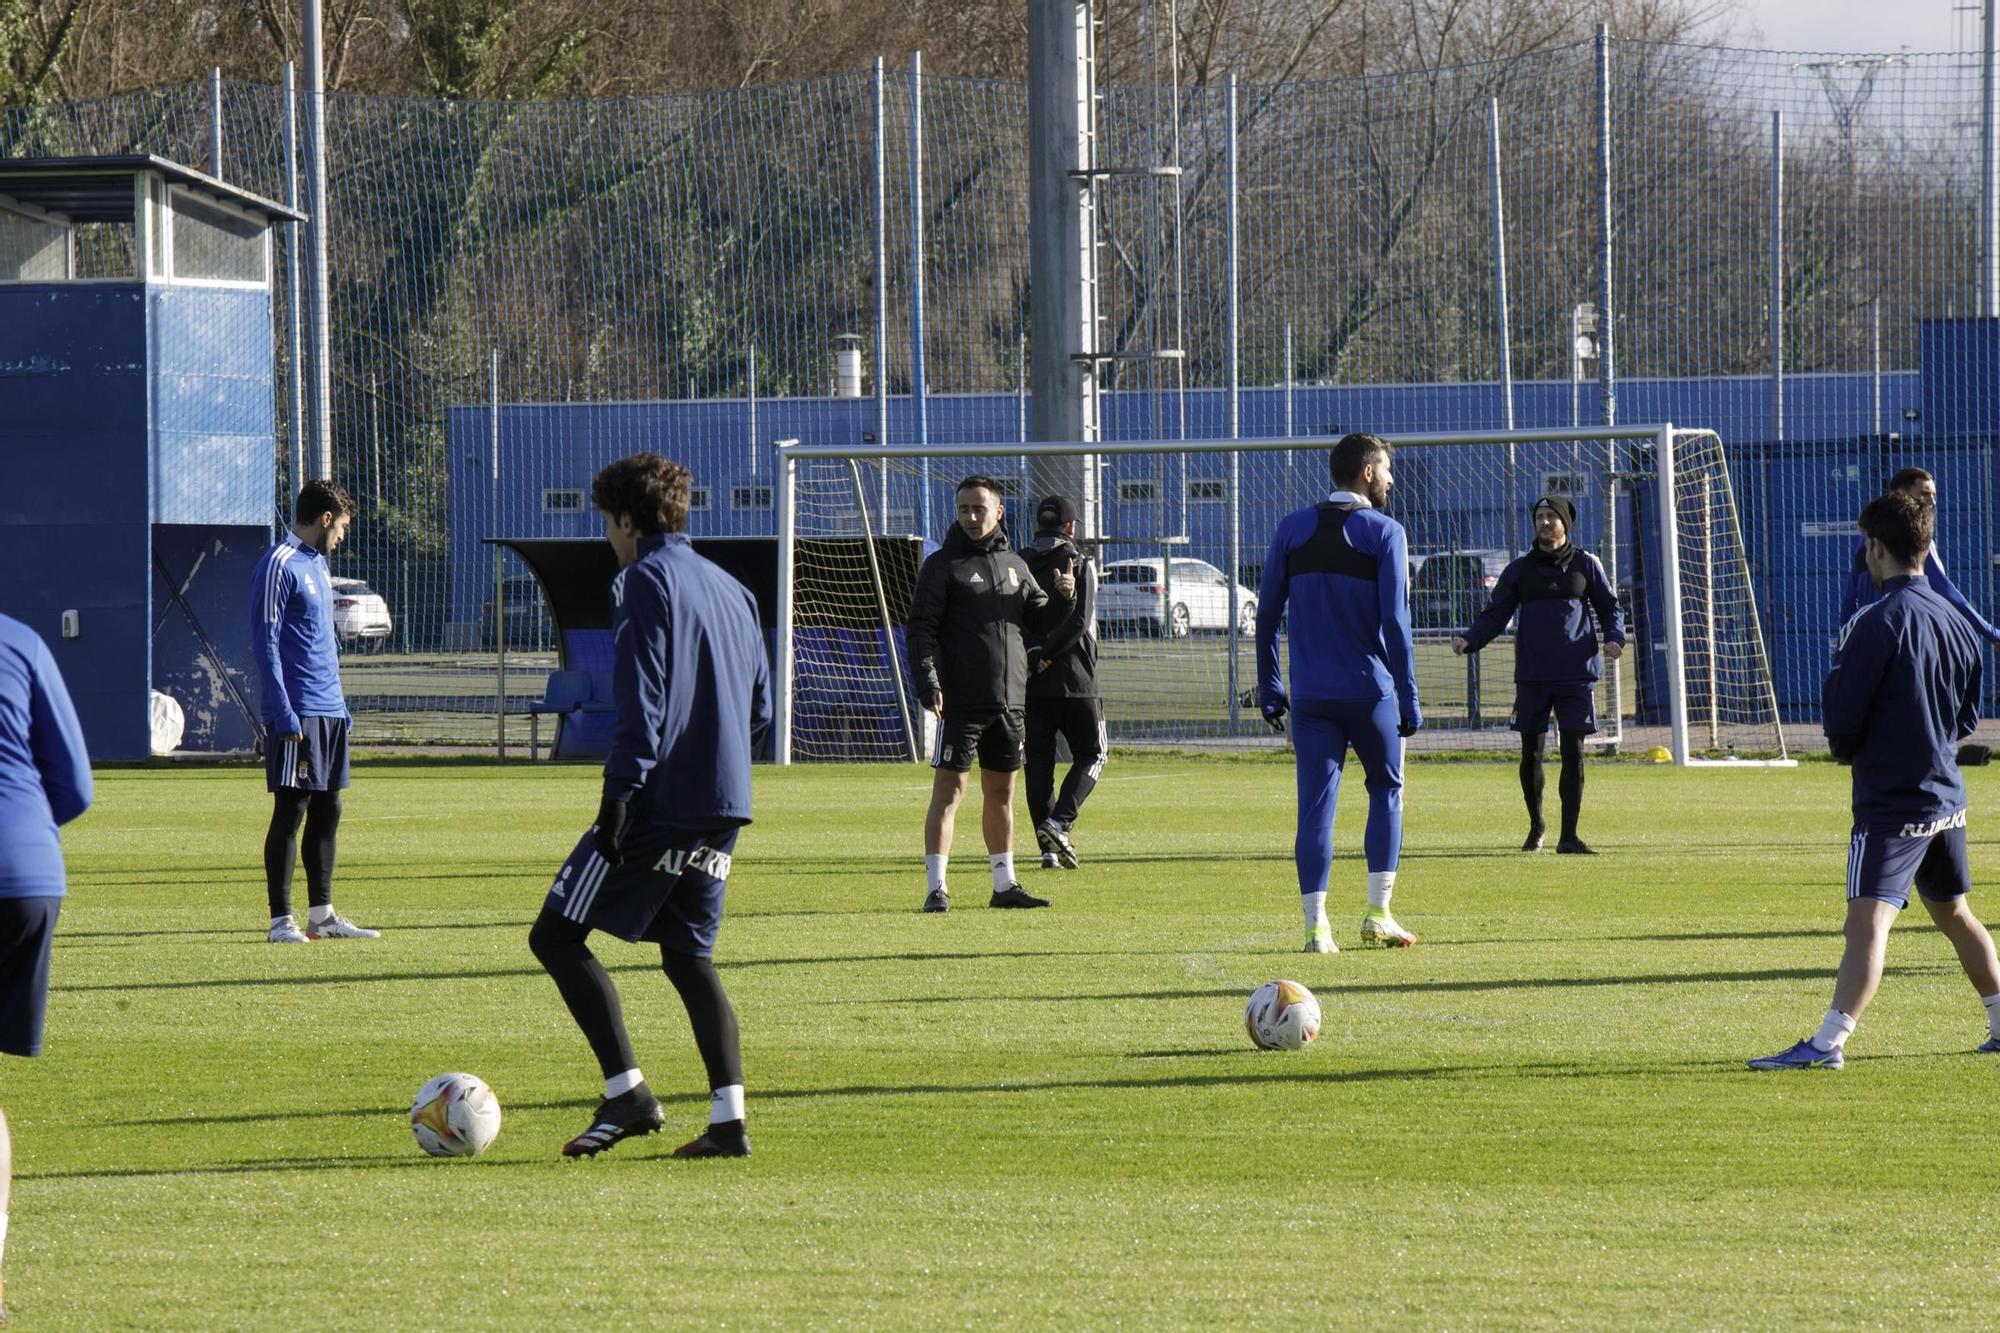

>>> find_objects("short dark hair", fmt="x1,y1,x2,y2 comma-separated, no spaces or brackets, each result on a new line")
1888,466,1934,496
1858,490,1932,566
592,453,692,535
295,479,355,525
1329,433,1391,487
957,475,1003,498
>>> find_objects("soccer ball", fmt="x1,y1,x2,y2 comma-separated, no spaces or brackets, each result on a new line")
1244,979,1321,1051
410,1072,503,1157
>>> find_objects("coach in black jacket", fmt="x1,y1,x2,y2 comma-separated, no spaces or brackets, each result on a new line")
909,475,1074,913
1021,494,1105,871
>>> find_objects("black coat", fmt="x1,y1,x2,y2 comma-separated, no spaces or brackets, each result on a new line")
907,525,1069,712
1022,536,1099,699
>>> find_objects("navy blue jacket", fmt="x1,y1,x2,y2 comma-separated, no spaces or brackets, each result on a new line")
249,531,349,734
1460,544,1626,684
1823,574,1982,826
0,614,93,898
1842,539,2000,645
1256,495,1420,727
604,533,772,828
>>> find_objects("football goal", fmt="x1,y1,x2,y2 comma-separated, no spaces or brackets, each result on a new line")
773,425,1790,767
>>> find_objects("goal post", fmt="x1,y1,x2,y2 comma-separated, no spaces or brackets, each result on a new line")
773,424,1790,766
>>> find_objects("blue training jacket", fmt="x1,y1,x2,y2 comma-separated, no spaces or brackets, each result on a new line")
1823,574,1982,826
1460,544,1626,684
1255,494,1420,726
604,533,772,828
248,531,348,734
0,614,93,898
1842,539,2000,645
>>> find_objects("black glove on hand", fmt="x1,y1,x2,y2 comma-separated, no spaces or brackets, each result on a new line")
593,795,629,866
1397,716,1423,738
1958,743,1993,768
1261,701,1288,734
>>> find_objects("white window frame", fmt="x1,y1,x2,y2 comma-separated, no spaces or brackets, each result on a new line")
688,486,712,512
0,191,74,283
541,487,585,514
1116,479,1159,503
162,183,271,290
1188,478,1227,503
733,483,774,511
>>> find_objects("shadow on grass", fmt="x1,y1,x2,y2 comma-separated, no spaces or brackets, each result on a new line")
105,1098,594,1129
19,1153,548,1182
57,918,540,941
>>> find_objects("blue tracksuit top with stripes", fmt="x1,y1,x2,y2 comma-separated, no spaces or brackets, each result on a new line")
1823,574,1981,827
1255,495,1420,724
249,531,348,734
603,532,773,828
0,614,93,897
1841,539,2000,646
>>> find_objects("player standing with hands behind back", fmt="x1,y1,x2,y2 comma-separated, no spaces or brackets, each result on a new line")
908,476,1075,913
1255,433,1422,954
1453,496,1625,854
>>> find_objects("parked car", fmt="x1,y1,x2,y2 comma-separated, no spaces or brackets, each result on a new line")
330,577,393,652
482,573,552,648
1098,558,1258,639
1408,547,1511,631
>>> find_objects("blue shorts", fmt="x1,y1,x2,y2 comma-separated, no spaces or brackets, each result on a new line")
543,820,741,956
1512,682,1597,737
266,715,351,792
1847,812,1972,909
0,896,61,1057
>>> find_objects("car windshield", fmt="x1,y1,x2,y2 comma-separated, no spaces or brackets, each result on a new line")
1106,566,1157,584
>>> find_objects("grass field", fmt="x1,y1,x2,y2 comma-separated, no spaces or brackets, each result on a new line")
10,753,2000,1329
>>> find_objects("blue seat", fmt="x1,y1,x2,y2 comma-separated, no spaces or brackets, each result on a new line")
528,670,596,759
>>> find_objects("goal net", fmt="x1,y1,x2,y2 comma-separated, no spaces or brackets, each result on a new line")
773,425,1789,765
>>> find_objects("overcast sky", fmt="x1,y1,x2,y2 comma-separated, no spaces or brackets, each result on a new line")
1730,0,1969,54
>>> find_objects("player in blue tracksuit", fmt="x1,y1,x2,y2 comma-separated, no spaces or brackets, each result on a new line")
1839,466,2000,647
1454,495,1626,854
248,479,378,943
0,612,91,1324
1751,491,2000,1070
531,453,773,1159
1256,433,1422,954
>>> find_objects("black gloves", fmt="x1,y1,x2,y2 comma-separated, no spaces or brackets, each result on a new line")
1959,743,1993,768
1397,715,1423,738
593,794,629,866
1261,701,1289,734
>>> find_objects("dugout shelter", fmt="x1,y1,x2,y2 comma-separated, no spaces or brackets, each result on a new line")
0,154,303,759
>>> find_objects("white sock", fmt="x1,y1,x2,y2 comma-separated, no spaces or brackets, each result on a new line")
1812,1008,1856,1052
710,1084,746,1125
1302,890,1328,932
309,904,335,925
925,854,948,894
1366,871,1396,911
270,915,293,929
990,852,1015,893
1982,992,2000,1041
0,1209,8,1267
605,1068,644,1099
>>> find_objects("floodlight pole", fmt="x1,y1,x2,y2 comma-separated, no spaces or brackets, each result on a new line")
209,67,223,178
1596,25,1616,432
1225,74,1242,730
282,61,305,504
908,52,931,534
304,0,333,479
1488,97,1517,544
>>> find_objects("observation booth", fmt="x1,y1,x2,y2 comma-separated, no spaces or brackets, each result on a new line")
0,155,303,759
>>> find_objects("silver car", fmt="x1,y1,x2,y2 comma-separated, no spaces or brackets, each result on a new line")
1098,558,1258,639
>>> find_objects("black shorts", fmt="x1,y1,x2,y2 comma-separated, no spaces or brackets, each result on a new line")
932,707,1026,773
0,896,61,1057
266,715,352,792
543,820,740,956
1511,682,1597,737
1847,813,1972,909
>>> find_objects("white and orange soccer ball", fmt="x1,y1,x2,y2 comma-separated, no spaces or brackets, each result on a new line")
1244,979,1321,1051
410,1072,503,1157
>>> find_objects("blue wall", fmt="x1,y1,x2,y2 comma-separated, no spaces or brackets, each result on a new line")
152,285,279,527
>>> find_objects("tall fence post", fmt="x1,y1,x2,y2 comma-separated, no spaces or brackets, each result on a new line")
304,0,333,479
774,441,797,765
747,343,760,476
1871,297,1883,437
1770,110,1784,446
208,67,223,178
490,347,505,760
872,57,890,523
1984,0,1999,316
282,60,305,507
1488,96,1517,546
1596,25,1616,431
909,52,930,535
1225,73,1242,731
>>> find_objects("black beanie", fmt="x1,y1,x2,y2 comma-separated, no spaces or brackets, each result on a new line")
1533,495,1577,533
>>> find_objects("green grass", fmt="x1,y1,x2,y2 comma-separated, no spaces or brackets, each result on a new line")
10,754,2000,1328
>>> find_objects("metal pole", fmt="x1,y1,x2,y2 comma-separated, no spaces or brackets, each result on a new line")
1225,73,1243,731
909,52,931,535
369,370,381,504
1488,97,1518,546
1655,423,1690,765
872,57,890,524
282,61,305,504
1985,0,1999,316
1018,332,1029,444
209,67,223,178
1283,319,1296,493
1770,110,1784,446
848,459,920,763
491,348,505,760
1596,25,1616,431
1700,471,1718,751
747,344,759,477
774,442,798,764
1871,297,1883,436
304,0,333,479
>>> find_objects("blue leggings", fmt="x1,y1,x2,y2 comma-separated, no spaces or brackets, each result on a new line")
1293,697,1404,896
